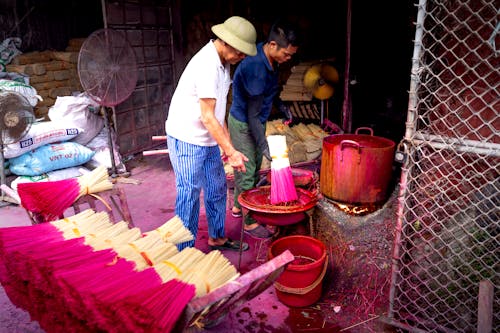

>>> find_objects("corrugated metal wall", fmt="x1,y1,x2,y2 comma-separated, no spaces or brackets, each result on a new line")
103,0,176,156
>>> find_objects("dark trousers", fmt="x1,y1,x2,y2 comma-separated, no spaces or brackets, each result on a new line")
228,114,264,225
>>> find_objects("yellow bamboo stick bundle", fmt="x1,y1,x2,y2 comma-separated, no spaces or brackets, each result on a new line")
50,209,99,230
306,123,329,138
154,247,205,283
58,211,110,230
115,241,180,271
60,213,114,239
84,221,131,250
76,165,114,198
197,251,239,286
88,221,130,240
141,242,179,266
265,120,279,136
113,233,166,268
103,227,142,246
186,250,240,297
292,122,317,141
114,244,145,269
52,211,112,239
128,232,166,251
145,215,194,245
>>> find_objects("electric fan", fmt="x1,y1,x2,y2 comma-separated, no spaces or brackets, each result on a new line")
78,28,138,177
0,90,35,205
303,63,339,124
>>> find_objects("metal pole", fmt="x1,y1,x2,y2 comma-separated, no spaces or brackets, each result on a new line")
101,0,108,29
341,0,352,133
102,106,118,178
388,0,427,321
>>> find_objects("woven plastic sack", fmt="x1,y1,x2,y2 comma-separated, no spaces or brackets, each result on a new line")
0,79,42,107
8,142,95,176
3,121,84,159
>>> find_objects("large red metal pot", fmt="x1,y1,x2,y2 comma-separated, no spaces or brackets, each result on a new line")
320,127,395,204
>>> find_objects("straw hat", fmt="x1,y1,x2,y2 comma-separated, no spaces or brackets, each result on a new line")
211,16,257,56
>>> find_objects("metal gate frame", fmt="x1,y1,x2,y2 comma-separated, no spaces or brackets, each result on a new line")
102,0,176,156
385,0,499,332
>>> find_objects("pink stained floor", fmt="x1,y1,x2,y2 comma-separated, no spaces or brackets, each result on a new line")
0,154,318,333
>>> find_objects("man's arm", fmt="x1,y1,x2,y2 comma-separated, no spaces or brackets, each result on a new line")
199,98,248,171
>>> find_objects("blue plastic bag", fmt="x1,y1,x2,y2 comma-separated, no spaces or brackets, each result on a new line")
9,142,95,176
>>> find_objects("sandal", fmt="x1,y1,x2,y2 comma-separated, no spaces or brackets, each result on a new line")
244,225,273,239
209,238,249,251
231,208,242,218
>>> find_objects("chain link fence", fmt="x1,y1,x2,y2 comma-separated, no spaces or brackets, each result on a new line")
386,0,499,332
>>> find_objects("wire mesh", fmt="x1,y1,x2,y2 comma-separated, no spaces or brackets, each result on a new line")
388,0,499,332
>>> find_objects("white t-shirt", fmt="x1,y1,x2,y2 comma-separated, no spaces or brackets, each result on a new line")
165,41,231,146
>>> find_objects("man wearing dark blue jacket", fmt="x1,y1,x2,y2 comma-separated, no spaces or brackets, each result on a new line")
228,20,299,238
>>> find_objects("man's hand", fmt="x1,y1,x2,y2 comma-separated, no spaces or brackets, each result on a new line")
228,150,249,173
279,104,293,125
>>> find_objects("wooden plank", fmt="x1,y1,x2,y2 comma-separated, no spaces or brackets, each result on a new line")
306,103,320,120
280,92,312,101
284,77,304,86
302,103,314,119
292,101,305,118
290,63,313,73
281,86,309,93
300,103,309,119
477,280,494,333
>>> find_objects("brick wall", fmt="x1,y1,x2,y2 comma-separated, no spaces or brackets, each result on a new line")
5,38,86,119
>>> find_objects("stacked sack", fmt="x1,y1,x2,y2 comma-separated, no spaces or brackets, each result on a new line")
6,92,127,194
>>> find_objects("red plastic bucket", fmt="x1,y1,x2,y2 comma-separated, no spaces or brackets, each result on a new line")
267,235,327,307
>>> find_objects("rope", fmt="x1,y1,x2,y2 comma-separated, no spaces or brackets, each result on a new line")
88,193,112,211
273,255,328,295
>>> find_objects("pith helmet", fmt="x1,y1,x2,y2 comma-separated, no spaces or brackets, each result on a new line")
211,16,257,56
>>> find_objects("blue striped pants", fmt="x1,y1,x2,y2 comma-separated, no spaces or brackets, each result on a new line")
167,135,227,250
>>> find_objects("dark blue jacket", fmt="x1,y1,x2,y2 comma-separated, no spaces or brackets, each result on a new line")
230,42,279,124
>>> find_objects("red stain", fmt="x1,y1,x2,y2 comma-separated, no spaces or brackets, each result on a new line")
285,307,342,332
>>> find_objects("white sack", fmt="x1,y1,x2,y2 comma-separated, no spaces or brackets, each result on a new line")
48,92,104,145
3,120,84,159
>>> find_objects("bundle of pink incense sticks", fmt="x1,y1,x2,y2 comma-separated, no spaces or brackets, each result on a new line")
267,135,298,204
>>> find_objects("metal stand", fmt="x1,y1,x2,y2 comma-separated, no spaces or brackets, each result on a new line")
101,106,130,178
320,99,325,124
101,106,118,178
